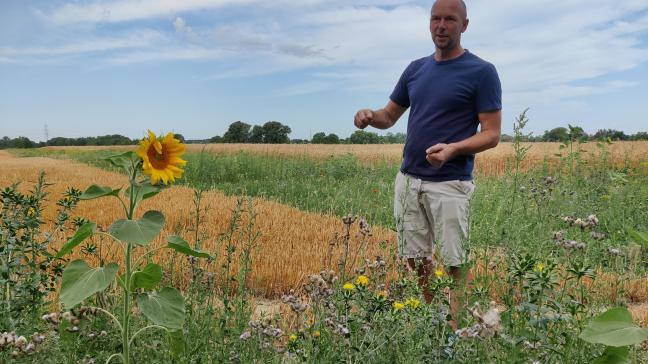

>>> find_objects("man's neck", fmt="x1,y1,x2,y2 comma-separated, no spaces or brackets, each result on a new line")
434,46,465,62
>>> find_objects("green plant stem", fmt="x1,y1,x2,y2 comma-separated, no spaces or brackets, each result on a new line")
92,306,124,333
105,353,123,364
123,242,132,364
129,325,167,347
122,163,138,364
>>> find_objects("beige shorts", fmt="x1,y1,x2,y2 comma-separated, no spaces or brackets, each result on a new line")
394,171,475,267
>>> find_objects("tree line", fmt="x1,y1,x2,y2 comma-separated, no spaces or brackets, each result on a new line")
501,126,648,142
2,122,646,149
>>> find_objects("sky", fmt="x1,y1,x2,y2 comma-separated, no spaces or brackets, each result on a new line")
1,0,648,142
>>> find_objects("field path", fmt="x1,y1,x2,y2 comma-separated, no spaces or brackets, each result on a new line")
0,150,396,298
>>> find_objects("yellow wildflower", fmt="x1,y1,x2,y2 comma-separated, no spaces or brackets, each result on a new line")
343,283,355,291
289,334,297,342
405,298,420,309
313,330,320,338
26,207,35,217
393,301,405,311
137,130,187,185
376,290,388,299
434,268,444,278
534,262,545,272
355,275,369,287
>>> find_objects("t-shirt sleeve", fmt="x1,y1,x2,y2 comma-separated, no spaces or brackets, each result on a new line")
389,62,413,109
476,64,502,113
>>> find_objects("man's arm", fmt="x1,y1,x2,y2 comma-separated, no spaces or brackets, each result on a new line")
354,100,407,130
426,110,501,168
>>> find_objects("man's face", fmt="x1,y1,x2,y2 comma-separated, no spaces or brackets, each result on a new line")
429,0,468,50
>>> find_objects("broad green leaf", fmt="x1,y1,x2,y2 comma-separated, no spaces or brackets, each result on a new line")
167,235,210,258
61,260,119,309
55,222,96,258
125,184,161,205
137,287,185,329
627,228,648,248
131,263,163,290
580,307,648,347
79,185,121,200
593,346,630,364
105,151,137,173
109,210,165,246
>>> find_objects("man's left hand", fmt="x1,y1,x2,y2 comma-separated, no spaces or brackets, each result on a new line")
426,143,456,168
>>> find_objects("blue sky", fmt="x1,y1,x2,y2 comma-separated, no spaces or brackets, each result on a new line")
1,0,648,141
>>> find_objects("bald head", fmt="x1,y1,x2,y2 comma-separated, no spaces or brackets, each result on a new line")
432,0,467,20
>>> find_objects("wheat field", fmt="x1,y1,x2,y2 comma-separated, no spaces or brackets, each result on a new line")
45,141,648,175
0,151,394,297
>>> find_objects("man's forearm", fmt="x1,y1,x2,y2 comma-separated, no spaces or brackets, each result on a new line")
449,129,499,156
369,108,397,129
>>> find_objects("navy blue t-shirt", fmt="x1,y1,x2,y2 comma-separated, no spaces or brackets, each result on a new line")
390,50,501,181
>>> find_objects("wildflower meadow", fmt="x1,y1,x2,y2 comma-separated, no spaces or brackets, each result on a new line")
1,126,648,363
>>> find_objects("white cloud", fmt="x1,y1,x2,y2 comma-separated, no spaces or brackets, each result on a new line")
0,29,163,62
41,0,257,25
5,1,648,133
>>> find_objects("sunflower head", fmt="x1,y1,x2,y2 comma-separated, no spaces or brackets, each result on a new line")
137,130,187,185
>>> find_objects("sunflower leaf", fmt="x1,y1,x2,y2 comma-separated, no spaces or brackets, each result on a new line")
55,222,96,258
167,235,210,258
593,346,630,364
109,210,165,246
105,151,138,174
61,260,119,309
137,287,185,329
79,185,121,200
125,184,162,205
579,307,648,346
131,263,163,290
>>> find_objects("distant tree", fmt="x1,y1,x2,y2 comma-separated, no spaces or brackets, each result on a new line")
208,135,223,143
324,133,340,144
248,125,264,143
47,137,70,146
223,121,251,143
95,134,133,145
630,132,648,141
9,136,36,148
542,127,569,142
567,124,587,141
382,132,406,143
311,132,327,144
290,139,309,144
312,132,340,144
349,130,381,144
593,129,628,141
500,134,514,142
261,121,291,144
173,133,186,143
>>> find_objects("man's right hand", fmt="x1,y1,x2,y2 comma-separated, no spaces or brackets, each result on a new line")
354,109,374,129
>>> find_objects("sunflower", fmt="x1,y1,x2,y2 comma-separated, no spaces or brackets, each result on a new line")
137,130,187,185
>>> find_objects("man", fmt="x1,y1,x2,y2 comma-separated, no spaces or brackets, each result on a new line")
353,0,501,328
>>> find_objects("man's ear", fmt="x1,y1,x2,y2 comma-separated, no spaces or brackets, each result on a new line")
462,18,469,33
